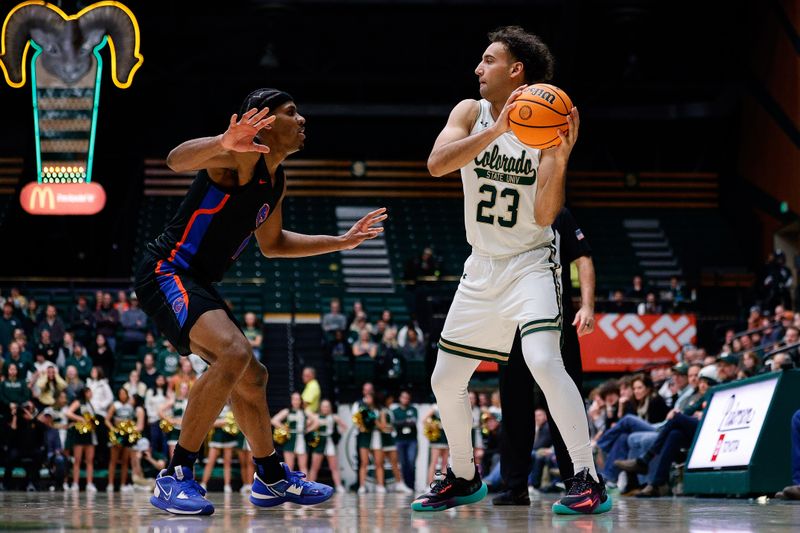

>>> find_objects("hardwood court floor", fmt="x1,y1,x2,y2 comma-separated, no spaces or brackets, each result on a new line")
0,490,798,532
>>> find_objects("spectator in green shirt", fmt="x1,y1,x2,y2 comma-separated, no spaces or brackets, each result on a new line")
0,363,31,409
64,344,93,382
157,342,180,377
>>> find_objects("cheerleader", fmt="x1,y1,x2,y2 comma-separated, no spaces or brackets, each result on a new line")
65,387,98,492
271,392,313,472
105,387,138,492
356,391,385,494
158,381,189,459
379,395,412,493
423,404,449,485
201,402,239,493
307,399,348,493
236,432,253,495
128,394,149,489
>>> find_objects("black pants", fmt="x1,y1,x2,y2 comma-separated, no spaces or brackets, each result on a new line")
3,447,44,488
499,320,583,491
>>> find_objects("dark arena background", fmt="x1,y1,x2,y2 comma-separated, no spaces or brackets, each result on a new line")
0,0,798,531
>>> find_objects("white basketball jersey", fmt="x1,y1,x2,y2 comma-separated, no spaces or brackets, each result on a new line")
460,99,554,257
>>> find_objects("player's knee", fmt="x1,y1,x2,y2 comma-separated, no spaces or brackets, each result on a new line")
249,361,269,389
217,338,252,379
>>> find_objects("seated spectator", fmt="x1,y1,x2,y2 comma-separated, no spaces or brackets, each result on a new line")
376,330,403,394
13,328,33,361
35,329,58,364
157,341,180,377
0,301,21,351
21,298,40,337
596,374,668,485
114,290,130,313
93,293,120,352
243,312,263,361
775,408,800,500
63,365,84,403
321,298,347,337
589,380,622,438
638,292,662,315
301,367,321,413
372,319,388,344
6,341,34,382
64,343,92,381
352,329,378,359
89,333,115,381
123,369,148,398
608,289,635,313
1,401,48,491
0,363,31,411
139,353,160,390
168,358,197,393
380,309,398,336
348,313,372,344
68,295,95,348
400,328,425,361
782,326,800,364
397,320,424,348
746,305,762,331
327,330,349,360
405,246,441,279
56,332,76,371
662,276,686,311
529,408,557,489
120,293,148,355
769,352,794,372
36,305,65,346
137,331,160,361
32,351,55,377
716,354,740,383
346,300,366,330
626,275,647,302
741,351,762,374
34,365,66,407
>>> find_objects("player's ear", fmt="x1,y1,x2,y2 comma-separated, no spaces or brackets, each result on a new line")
510,61,524,79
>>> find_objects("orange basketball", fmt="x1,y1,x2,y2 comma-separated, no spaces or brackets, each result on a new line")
509,83,573,149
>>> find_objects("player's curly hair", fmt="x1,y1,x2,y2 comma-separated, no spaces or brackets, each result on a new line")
488,26,555,84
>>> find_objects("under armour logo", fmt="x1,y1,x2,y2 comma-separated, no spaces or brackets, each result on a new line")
480,120,489,128
462,273,467,279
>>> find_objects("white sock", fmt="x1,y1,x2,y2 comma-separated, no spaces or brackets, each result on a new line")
430,350,479,480
521,330,598,482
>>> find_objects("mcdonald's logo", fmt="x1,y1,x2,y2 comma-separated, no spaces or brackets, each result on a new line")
28,185,55,210
20,182,106,215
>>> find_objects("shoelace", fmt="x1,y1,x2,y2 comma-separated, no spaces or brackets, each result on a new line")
428,471,450,494
565,470,593,496
178,479,206,498
286,469,314,490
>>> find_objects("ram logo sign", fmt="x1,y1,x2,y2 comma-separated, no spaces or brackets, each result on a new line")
579,313,697,371
0,1,142,215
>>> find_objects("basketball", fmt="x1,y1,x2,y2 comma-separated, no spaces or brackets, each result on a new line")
509,83,573,149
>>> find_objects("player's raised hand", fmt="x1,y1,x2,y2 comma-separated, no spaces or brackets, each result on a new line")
340,208,388,250
550,106,580,162
492,84,528,134
221,107,276,153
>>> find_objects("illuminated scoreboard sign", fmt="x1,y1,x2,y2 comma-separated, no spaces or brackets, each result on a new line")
0,1,143,215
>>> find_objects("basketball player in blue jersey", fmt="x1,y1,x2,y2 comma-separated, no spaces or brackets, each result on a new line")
411,27,611,515
135,89,386,515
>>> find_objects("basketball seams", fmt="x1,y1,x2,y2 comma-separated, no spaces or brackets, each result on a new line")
513,98,571,117
509,118,568,129
535,83,572,114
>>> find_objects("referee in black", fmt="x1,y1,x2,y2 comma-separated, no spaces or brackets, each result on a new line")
493,207,596,505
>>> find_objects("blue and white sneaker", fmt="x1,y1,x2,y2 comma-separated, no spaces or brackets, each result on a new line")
250,463,333,508
150,466,214,515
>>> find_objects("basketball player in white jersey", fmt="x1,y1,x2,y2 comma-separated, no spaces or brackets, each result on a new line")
411,26,611,515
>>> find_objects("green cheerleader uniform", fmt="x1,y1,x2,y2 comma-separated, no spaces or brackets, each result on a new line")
111,400,138,447
429,409,448,450
166,398,187,446
284,409,307,454
356,404,381,450
381,408,398,451
210,405,239,449
311,414,337,456
66,401,98,447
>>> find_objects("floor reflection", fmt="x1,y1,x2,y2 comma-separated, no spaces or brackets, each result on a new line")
0,491,797,532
